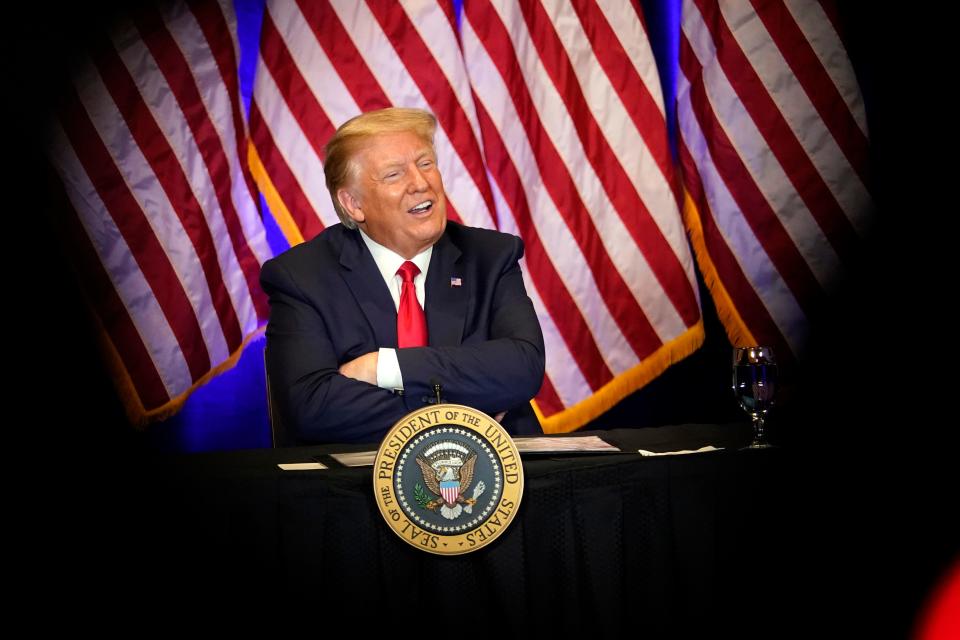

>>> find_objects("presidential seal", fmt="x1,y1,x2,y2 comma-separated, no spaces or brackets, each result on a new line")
373,404,524,555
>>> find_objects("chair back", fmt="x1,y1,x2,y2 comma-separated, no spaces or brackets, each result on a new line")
263,344,288,448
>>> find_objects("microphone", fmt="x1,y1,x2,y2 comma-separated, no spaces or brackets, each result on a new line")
431,380,443,405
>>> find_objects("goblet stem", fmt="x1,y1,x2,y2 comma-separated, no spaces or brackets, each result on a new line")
750,414,769,449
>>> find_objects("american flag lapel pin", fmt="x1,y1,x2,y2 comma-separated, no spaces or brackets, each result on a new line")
450,276,462,287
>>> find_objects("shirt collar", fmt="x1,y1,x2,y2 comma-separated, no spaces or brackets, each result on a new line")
358,229,433,283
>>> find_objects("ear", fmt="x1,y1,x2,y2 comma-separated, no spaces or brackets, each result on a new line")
337,188,365,224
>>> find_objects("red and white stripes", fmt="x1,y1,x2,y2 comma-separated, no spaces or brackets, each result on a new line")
462,0,703,430
47,0,269,422
45,0,866,431
249,0,497,244
678,0,872,361
251,0,704,432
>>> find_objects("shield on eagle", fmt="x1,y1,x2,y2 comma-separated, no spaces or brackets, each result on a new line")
415,441,479,519
439,471,460,505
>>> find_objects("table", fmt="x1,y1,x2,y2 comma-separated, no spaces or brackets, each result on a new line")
131,423,799,633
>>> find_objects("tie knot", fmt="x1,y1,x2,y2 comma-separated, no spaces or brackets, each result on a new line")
397,261,420,283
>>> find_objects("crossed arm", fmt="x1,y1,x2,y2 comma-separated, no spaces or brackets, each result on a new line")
261,243,545,444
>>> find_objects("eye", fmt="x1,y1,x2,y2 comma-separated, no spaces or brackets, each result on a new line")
418,159,434,169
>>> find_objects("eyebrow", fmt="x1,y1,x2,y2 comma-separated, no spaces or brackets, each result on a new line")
376,149,435,171
411,149,435,163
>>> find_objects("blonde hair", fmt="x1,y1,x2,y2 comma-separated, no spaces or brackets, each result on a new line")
324,107,438,229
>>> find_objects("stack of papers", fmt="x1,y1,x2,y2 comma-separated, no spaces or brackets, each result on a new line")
514,435,620,454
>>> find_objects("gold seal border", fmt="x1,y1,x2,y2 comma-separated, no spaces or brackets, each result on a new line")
372,404,524,556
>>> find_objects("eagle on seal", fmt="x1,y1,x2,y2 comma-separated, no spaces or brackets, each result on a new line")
415,453,481,520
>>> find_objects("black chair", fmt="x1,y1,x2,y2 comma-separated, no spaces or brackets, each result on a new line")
263,344,289,447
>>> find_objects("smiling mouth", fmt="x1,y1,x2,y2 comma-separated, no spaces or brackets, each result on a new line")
408,200,433,214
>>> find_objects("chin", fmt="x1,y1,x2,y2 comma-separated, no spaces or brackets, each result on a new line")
430,215,447,242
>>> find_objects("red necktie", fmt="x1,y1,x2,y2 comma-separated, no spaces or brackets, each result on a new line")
397,261,427,348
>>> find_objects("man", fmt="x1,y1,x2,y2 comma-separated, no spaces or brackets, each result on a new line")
261,107,545,444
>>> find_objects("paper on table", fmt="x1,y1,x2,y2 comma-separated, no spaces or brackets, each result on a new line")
329,451,377,467
324,435,619,467
514,435,620,453
637,446,721,456
278,462,327,471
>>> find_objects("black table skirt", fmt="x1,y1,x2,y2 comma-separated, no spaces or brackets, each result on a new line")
117,424,805,634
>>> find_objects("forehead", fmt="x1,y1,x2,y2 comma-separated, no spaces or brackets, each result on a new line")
355,130,435,168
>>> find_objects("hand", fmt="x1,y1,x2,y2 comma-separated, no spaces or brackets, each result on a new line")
494,411,506,423
338,352,379,385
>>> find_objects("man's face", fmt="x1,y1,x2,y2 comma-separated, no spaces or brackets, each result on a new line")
339,130,447,259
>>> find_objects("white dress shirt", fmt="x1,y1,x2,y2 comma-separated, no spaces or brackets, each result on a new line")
358,229,432,390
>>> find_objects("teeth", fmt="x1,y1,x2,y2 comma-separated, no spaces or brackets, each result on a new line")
409,201,432,213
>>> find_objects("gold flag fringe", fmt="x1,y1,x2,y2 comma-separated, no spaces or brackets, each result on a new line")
95,310,267,428
532,320,705,434
681,189,756,348
248,141,305,248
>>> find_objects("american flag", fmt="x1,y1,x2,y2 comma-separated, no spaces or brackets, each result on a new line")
677,0,872,363
249,0,497,244
46,0,271,424
250,0,703,434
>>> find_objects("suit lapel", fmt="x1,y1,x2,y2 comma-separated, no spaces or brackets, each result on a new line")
339,229,398,348
425,231,466,347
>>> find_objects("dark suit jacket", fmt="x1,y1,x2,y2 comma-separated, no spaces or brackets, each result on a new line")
260,221,546,444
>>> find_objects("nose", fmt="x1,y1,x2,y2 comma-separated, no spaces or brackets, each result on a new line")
408,164,429,193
